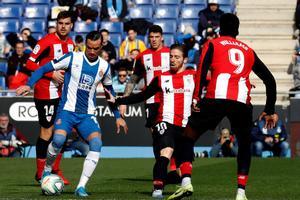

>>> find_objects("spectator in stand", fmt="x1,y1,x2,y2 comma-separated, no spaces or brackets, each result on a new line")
251,119,289,157
0,113,28,157
74,35,86,52
47,26,56,34
210,128,238,157
100,49,110,62
112,67,129,93
7,41,31,89
0,28,11,60
287,38,300,97
74,4,98,24
198,0,224,37
100,29,117,65
20,28,37,51
100,0,128,22
114,48,140,72
119,27,146,60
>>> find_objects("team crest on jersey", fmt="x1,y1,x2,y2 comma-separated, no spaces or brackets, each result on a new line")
33,44,40,54
46,116,52,122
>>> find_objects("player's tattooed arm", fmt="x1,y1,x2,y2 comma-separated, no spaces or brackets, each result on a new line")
123,74,140,97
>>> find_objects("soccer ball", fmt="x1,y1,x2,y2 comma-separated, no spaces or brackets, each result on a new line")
41,174,64,195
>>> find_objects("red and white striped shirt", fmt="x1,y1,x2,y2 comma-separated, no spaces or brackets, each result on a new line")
26,33,74,100
134,46,170,104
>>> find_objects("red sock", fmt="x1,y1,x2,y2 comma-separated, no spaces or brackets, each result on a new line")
153,180,164,190
52,153,63,172
36,158,46,180
180,162,192,177
237,174,248,189
169,157,177,171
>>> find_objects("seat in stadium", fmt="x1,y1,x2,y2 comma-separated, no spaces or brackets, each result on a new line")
156,0,181,5
0,76,6,90
0,62,7,75
153,19,177,34
109,33,122,47
178,19,198,34
27,0,51,4
154,5,179,19
22,20,46,33
0,6,22,19
181,5,205,19
1,0,24,4
163,34,175,47
24,5,49,18
134,0,154,5
129,5,153,20
220,5,234,13
0,20,19,33
74,21,98,33
183,0,206,5
100,22,123,33
218,0,235,5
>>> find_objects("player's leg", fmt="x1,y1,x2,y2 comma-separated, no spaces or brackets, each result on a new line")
152,122,176,198
75,114,102,197
34,98,59,182
228,102,253,200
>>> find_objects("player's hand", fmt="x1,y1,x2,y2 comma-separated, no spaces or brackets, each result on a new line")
52,70,64,84
104,88,116,103
11,140,23,147
192,99,200,112
116,118,128,134
259,112,279,129
16,85,31,96
119,105,127,117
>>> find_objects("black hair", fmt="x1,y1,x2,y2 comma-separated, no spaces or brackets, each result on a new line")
75,35,84,43
127,26,136,33
99,29,109,34
86,31,102,42
170,43,188,58
149,25,163,35
15,40,24,47
21,27,31,34
219,13,239,38
57,10,74,22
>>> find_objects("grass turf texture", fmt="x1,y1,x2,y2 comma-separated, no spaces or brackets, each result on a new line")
0,158,299,200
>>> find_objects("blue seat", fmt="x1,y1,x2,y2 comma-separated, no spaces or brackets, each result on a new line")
74,21,98,33
178,19,198,34
100,22,123,33
154,5,179,19
181,5,205,19
0,76,6,90
153,19,177,34
27,0,51,4
220,5,234,13
129,5,153,20
0,62,7,75
134,0,154,5
22,20,46,33
110,33,122,47
0,20,19,33
31,33,44,40
183,0,206,5
1,0,24,3
218,0,235,5
163,34,175,47
24,5,49,18
0,6,22,19
156,0,181,4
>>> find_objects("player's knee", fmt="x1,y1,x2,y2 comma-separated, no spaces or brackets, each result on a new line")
40,127,53,140
89,136,102,152
160,147,173,159
52,134,66,149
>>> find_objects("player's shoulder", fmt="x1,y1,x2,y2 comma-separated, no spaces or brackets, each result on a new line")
160,46,170,52
98,56,109,69
214,36,253,51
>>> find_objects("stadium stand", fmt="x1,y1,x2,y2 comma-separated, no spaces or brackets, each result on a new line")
153,19,177,34
0,76,6,89
134,0,155,5
183,0,206,5
100,22,123,34
24,5,49,19
0,6,22,19
163,34,175,47
181,5,206,19
0,62,7,75
129,5,153,20
0,20,20,33
110,33,122,47
154,5,180,20
156,0,181,5
22,20,46,34
27,0,51,4
1,0,24,4
74,21,98,33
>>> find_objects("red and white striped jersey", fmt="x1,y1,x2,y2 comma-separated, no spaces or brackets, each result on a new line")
134,46,170,104
195,36,255,104
157,70,195,127
26,33,74,100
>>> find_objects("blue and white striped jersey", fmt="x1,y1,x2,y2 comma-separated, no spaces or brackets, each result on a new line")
51,52,111,114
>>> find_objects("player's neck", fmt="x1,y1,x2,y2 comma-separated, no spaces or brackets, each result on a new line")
55,32,68,42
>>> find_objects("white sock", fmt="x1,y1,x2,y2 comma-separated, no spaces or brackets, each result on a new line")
77,151,100,189
181,177,191,187
45,142,61,173
237,188,245,196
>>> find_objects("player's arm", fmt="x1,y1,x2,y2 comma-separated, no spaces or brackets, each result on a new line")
116,77,160,105
193,42,213,108
123,58,144,97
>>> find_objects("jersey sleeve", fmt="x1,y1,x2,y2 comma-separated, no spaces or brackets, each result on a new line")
102,64,113,86
132,54,145,79
51,52,73,70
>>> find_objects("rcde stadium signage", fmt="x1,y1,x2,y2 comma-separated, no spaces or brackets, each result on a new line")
9,102,39,121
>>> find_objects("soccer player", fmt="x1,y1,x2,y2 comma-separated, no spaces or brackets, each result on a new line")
107,44,195,198
26,11,74,184
167,13,278,200
17,31,128,197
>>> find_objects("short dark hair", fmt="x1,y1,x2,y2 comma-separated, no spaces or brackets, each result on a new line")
127,26,136,33
15,40,24,47
149,25,163,35
220,13,239,37
86,31,102,42
57,11,73,22
170,43,187,58
21,27,31,34
99,29,109,35
75,35,84,43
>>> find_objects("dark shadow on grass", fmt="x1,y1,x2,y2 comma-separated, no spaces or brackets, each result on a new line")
13,183,39,187
122,178,152,182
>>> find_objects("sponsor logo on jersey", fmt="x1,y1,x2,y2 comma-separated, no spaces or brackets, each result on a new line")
78,74,94,91
33,44,40,54
164,87,191,94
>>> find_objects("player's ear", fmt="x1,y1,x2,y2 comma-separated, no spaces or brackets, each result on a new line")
70,22,73,29
183,57,188,64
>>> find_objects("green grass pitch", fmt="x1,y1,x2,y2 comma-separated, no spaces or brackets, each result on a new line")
0,158,299,199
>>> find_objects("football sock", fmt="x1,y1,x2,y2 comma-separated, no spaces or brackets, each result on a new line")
77,151,100,189
153,156,169,189
44,142,61,173
52,153,63,172
237,188,246,196
36,159,46,180
237,174,248,189
169,157,177,171
36,137,50,159
180,162,193,177
181,177,191,187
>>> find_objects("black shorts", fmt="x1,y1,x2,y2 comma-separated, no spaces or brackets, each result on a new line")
145,103,160,128
34,98,60,128
152,121,184,158
188,99,253,139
